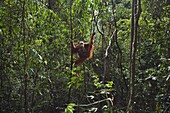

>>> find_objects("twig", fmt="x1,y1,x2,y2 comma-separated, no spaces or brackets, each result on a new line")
75,98,113,107
164,103,170,113
93,14,104,36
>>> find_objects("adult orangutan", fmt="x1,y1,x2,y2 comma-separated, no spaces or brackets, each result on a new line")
71,32,96,65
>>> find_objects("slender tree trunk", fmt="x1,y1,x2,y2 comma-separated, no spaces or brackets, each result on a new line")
111,0,128,91
126,0,135,112
21,1,29,113
127,0,141,113
68,0,73,103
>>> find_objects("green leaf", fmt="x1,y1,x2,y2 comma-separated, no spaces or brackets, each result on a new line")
65,103,75,113
105,81,113,88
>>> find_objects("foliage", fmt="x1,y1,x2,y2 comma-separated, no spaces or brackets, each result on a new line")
65,103,75,113
0,0,169,113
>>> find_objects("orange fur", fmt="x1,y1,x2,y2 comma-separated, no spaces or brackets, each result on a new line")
71,32,96,65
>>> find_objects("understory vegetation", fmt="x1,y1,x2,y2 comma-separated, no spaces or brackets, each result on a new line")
0,0,169,113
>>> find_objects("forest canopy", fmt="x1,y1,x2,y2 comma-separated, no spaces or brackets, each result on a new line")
0,0,169,113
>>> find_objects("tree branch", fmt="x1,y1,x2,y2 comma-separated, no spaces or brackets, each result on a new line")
93,14,104,36
104,30,116,58
75,98,114,107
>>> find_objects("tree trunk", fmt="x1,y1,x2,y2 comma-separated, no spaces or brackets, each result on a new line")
127,0,141,113
68,0,73,103
21,0,29,113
